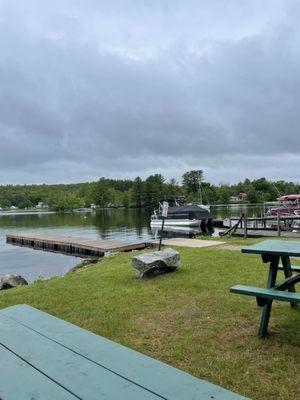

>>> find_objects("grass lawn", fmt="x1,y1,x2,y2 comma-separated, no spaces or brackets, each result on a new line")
0,246,299,399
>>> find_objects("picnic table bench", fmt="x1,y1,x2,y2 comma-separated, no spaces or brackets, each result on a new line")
230,239,300,338
0,304,249,399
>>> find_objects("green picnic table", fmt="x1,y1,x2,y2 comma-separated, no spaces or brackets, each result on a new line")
230,239,300,338
0,304,249,399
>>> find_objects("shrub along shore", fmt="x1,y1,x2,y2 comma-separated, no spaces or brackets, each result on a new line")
0,242,299,400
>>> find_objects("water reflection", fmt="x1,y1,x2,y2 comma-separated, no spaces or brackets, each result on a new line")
0,205,262,281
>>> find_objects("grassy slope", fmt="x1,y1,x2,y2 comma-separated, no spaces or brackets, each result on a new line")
0,246,299,400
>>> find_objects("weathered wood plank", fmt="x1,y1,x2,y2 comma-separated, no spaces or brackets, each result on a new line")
6,232,147,256
0,343,77,399
0,305,249,400
234,229,300,238
0,313,160,400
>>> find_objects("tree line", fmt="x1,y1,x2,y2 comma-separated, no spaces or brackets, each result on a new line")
0,171,299,211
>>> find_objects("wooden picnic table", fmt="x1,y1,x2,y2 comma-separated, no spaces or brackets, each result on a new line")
0,304,249,399
230,239,300,338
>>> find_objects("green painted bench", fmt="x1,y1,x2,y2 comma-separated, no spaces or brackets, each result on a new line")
230,285,300,304
231,240,300,338
278,264,300,273
0,304,249,400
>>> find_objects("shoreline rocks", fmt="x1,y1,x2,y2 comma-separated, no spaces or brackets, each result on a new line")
68,258,100,273
132,248,180,278
0,274,28,290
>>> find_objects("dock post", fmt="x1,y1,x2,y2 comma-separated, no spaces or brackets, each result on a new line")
243,209,248,239
277,213,281,237
158,218,166,251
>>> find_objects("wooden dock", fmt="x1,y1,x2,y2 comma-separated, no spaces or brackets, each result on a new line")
6,232,147,257
233,229,300,238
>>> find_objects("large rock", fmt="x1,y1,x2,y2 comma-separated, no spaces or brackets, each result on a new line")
0,274,28,290
132,248,180,278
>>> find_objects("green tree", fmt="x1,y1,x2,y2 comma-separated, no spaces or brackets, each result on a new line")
93,178,114,207
182,170,204,201
218,185,231,204
132,177,143,208
18,199,33,209
247,188,260,204
122,190,131,208
144,174,165,207
0,198,12,209
52,192,84,211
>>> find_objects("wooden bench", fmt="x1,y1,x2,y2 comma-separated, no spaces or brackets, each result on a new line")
0,304,249,399
230,284,300,304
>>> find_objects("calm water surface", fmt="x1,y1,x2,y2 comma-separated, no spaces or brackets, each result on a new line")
0,209,152,281
0,205,262,281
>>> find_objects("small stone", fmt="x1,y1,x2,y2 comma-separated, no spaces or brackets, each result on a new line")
132,248,180,278
0,274,28,290
81,258,99,266
68,258,100,273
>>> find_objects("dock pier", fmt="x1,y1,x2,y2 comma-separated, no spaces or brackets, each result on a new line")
6,233,148,258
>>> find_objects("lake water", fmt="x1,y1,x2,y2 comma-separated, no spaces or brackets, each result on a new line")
0,205,264,282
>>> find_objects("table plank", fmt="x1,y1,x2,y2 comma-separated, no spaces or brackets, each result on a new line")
0,344,77,400
242,239,300,257
0,305,249,400
0,313,160,400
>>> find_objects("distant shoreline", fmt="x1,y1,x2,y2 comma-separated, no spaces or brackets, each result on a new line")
0,210,57,216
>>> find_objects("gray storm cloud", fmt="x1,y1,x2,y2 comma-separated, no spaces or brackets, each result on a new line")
0,0,299,184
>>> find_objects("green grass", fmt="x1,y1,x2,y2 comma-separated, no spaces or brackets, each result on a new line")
200,235,300,246
0,247,300,399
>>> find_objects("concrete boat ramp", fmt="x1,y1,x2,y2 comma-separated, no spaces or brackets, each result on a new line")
6,232,147,257
149,238,225,248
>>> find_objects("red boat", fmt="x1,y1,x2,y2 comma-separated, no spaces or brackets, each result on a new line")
269,194,300,216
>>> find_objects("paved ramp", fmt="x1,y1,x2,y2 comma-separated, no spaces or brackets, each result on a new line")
151,238,225,248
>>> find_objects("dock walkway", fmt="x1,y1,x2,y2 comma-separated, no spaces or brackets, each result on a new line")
233,229,300,238
6,232,147,257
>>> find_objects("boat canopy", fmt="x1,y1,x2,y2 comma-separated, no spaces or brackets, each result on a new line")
165,204,212,219
277,194,300,201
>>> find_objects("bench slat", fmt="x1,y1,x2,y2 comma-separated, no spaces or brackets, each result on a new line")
0,344,76,399
278,264,300,273
0,305,248,400
230,285,300,303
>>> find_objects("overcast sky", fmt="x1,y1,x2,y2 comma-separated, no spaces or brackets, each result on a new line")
0,0,299,185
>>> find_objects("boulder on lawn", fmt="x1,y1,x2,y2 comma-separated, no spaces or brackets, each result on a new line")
0,274,28,290
132,248,180,278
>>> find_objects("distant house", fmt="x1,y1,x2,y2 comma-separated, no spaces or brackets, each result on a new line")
239,192,247,200
10,205,17,210
229,196,240,203
36,202,49,209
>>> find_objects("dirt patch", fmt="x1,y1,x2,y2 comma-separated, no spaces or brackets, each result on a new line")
217,244,243,251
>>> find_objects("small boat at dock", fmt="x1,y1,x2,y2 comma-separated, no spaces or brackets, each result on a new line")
150,203,214,235
267,194,300,216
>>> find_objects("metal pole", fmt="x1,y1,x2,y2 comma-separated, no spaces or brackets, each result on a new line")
158,217,165,251
244,209,248,239
277,213,281,237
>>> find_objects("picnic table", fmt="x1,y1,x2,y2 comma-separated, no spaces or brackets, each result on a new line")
0,304,249,399
230,239,300,338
